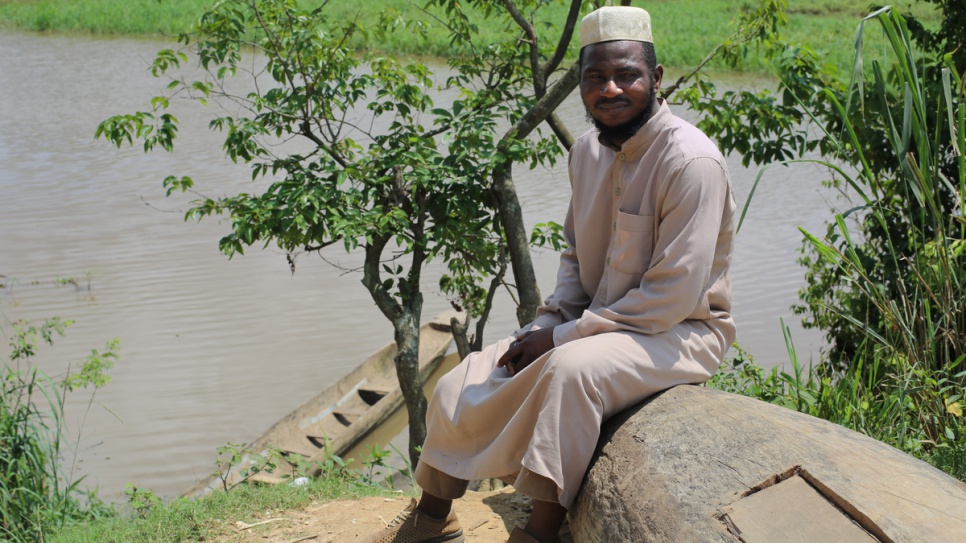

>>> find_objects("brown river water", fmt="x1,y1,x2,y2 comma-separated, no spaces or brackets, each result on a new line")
0,32,831,502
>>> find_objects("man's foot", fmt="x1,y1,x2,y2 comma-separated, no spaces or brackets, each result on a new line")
358,498,464,543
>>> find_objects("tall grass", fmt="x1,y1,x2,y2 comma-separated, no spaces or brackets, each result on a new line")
711,6,965,482
1,318,117,542
798,4,964,447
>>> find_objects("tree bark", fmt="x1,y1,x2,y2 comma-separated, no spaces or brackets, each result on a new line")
391,309,426,469
361,233,427,468
493,163,541,326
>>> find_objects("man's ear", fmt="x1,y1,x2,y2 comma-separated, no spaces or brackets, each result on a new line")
653,64,664,90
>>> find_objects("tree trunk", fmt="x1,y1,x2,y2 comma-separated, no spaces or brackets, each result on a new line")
493,164,542,327
391,309,427,470
361,234,427,469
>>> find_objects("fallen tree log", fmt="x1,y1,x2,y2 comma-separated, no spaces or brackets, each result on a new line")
570,385,966,543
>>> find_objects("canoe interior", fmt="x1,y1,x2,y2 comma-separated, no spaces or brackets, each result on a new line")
183,312,459,497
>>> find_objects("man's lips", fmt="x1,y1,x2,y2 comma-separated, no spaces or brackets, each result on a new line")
595,99,631,111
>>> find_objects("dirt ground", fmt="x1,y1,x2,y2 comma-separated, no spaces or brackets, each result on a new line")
214,487,574,543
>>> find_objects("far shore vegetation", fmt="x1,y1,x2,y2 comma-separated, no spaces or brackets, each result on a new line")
0,0,941,72
1,0,963,542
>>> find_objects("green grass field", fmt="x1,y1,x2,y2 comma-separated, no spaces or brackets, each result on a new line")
0,0,941,71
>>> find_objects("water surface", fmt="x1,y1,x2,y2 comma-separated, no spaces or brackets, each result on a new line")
0,32,831,501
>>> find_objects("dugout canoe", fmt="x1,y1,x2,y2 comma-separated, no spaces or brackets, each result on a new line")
182,311,459,497
571,385,966,542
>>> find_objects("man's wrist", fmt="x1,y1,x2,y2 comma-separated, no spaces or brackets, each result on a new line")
551,320,582,346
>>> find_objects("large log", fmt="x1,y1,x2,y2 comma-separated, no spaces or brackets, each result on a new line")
570,386,966,542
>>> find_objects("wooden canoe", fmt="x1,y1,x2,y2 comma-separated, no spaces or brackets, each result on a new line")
183,311,459,497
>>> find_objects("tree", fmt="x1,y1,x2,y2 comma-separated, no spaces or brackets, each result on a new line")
97,0,573,467
96,0,793,469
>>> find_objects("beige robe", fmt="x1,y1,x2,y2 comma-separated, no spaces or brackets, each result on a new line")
416,100,737,508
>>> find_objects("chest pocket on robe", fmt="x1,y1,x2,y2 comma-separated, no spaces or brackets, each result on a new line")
611,211,654,275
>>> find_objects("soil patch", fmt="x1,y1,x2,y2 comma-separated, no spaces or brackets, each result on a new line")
213,488,574,543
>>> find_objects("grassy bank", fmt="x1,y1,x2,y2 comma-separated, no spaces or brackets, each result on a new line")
47,476,395,543
0,0,941,71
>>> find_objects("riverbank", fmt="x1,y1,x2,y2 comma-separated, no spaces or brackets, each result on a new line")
48,484,561,543
0,0,941,72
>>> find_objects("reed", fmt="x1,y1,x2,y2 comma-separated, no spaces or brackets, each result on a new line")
712,5,965,482
797,5,964,450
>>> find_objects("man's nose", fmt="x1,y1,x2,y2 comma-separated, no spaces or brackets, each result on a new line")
601,79,622,97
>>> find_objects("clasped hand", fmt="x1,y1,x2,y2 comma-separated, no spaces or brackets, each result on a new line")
496,327,555,376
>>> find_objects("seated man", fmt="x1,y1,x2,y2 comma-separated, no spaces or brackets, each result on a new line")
361,5,737,543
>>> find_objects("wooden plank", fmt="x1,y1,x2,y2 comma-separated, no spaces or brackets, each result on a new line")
721,475,878,542
571,386,966,543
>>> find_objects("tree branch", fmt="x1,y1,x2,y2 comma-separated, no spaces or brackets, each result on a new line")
541,0,583,78
505,63,579,142
361,234,403,321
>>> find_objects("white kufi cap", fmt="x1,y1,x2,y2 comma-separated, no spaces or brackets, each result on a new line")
580,6,653,48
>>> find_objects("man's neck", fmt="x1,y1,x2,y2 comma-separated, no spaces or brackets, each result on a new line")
600,133,630,150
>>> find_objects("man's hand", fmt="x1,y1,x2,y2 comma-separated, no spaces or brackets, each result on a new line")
496,327,556,376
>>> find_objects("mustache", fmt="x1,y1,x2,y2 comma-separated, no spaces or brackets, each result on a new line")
594,97,631,108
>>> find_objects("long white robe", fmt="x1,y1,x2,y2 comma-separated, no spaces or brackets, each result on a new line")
416,100,737,508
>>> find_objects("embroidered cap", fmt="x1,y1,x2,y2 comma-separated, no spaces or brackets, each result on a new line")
579,6,653,48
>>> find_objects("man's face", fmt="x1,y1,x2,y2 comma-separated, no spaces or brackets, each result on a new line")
579,40,663,145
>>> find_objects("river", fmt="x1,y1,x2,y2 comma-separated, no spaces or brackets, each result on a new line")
0,31,831,502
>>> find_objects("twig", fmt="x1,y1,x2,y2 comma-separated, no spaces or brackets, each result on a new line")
235,518,290,531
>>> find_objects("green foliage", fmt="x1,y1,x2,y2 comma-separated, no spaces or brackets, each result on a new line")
783,8,965,372
212,442,279,492
925,443,966,481
60,439,410,542
356,445,392,487
46,440,406,541
680,3,965,372
0,0,211,35
791,7,965,374
208,433,411,498
123,484,161,520
96,0,562,322
1,318,119,542
529,221,565,252
707,6,965,479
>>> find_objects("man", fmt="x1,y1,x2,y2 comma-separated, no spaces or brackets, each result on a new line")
361,5,736,543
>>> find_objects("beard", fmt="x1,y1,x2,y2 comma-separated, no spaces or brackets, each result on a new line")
586,84,659,144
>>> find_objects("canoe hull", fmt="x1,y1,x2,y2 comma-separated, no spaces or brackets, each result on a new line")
183,311,459,497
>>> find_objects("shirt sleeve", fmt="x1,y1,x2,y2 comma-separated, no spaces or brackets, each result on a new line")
530,197,592,331
552,156,731,345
